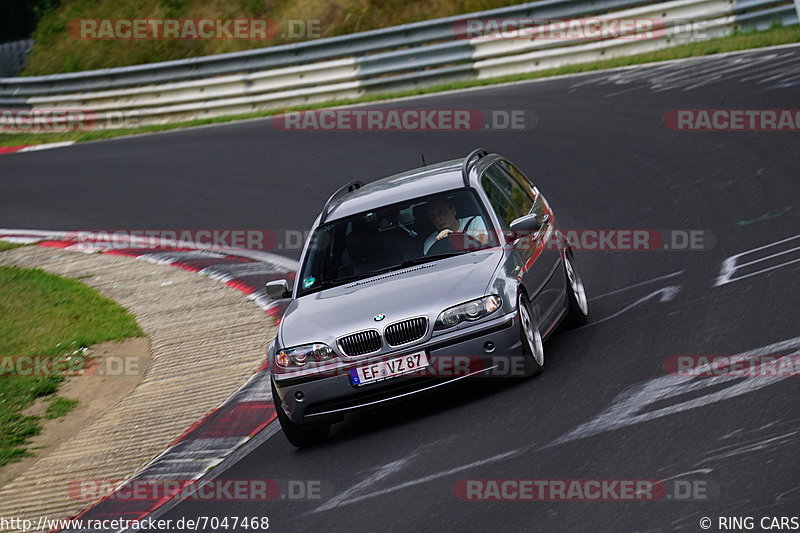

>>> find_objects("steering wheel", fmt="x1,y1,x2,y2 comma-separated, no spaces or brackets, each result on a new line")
426,231,483,255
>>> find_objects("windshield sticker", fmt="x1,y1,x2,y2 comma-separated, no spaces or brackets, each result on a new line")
302,276,316,289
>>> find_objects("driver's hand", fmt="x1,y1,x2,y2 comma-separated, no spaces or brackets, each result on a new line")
435,229,453,241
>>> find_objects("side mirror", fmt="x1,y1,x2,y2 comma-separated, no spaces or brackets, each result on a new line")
266,279,291,300
510,213,545,233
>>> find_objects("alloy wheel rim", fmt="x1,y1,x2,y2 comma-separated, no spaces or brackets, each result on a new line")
566,257,589,315
519,301,544,367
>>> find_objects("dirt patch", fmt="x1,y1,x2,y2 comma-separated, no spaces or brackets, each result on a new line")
0,337,151,487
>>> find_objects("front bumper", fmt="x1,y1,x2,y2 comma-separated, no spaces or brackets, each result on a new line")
272,310,523,425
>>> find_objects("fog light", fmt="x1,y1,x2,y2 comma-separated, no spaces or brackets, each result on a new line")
484,341,495,353
294,391,305,402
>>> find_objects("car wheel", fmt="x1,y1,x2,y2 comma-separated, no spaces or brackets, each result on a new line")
518,293,544,377
563,253,589,328
272,382,330,448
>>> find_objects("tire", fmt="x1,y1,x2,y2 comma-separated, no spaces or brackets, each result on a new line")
272,381,330,448
563,252,589,328
518,293,544,377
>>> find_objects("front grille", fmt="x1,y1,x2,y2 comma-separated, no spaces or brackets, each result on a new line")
338,330,381,356
385,317,428,347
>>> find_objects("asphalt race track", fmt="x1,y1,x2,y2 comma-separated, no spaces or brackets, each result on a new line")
2,45,799,532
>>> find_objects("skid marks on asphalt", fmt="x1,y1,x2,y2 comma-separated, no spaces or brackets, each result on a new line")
567,46,800,96
691,417,800,467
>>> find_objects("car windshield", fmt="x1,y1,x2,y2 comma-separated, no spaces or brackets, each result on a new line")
297,188,498,296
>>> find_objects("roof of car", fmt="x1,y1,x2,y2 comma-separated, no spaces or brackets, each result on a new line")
322,158,470,222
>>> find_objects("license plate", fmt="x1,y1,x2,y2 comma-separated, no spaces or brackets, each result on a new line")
349,351,429,386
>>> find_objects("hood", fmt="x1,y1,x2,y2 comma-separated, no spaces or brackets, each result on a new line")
280,248,504,348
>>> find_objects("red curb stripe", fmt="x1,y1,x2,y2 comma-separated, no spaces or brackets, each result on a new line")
168,408,217,447
226,278,257,294
37,240,73,248
103,249,142,257
175,401,277,442
0,146,30,154
172,262,202,272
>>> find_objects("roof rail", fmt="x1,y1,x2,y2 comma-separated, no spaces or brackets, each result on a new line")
461,148,490,186
320,180,364,223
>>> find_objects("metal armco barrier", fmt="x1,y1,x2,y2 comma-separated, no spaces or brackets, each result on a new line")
0,0,796,126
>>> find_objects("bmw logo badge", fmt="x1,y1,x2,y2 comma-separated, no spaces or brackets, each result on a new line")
373,314,386,322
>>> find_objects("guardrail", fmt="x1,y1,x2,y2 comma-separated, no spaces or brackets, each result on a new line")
0,0,796,126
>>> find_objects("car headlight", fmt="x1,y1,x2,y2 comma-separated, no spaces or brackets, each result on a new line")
435,295,502,330
276,343,335,368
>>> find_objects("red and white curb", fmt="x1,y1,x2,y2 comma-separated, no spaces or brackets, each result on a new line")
61,367,277,530
1,229,294,531
0,141,75,155
0,229,297,321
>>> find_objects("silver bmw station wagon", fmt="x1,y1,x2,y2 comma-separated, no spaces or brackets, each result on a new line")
266,149,589,447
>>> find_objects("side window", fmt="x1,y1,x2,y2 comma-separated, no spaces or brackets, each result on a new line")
501,160,550,224
481,172,515,229
531,194,550,222
481,164,533,228
500,161,535,193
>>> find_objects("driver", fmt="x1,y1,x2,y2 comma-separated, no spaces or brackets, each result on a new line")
423,199,488,254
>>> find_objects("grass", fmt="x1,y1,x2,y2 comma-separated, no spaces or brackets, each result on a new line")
0,242,29,252
23,0,547,75
0,265,143,467
2,24,798,148
44,396,79,419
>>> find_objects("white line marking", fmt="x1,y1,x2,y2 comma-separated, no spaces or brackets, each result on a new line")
590,270,685,300
658,468,713,484
583,285,681,327
715,234,800,286
312,448,522,513
549,335,800,447
313,455,418,512
17,141,76,152
635,468,713,497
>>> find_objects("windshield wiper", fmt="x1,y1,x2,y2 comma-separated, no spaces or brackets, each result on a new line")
301,273,375,295
367,252,463,275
